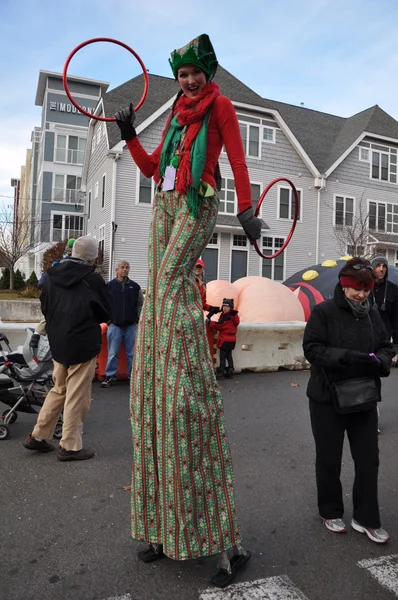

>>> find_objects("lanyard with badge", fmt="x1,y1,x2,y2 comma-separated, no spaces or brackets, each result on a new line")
162,126,187,191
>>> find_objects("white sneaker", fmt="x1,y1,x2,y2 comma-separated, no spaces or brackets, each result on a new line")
321,517,347,533
351,519,390,543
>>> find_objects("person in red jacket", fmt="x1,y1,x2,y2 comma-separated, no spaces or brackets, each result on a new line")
208,298,240,378
195,258,210,310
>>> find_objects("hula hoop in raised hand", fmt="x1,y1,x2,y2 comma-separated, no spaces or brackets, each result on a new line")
253,177,300,259
63,37,149,122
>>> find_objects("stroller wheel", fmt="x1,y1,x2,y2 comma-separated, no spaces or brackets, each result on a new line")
53,424,63,440
0,424,10,440
2,409,17,424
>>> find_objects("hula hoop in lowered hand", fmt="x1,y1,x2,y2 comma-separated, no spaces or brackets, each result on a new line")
63,37,149,122
253,177,300,260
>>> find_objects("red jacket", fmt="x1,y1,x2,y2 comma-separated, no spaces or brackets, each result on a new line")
209,310,240,347
196,278,210,311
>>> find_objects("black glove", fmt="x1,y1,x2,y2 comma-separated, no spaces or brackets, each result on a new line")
237,207,262,244
345,350,380,372
115,103,137,141
29,333,40,350
206,306,221,319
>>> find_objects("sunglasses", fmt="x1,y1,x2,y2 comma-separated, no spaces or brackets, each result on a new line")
352,263,373,272
196,265,203,269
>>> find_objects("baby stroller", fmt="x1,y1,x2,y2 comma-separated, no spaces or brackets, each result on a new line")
0,329,59,441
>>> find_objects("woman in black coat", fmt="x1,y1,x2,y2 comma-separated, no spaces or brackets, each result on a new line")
303,258,394,543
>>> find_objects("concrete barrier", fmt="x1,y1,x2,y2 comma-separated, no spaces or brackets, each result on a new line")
211,321,308,373
0,318,308,372
0,299,42,322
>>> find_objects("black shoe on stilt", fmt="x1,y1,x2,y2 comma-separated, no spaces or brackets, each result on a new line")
137,543,164,563
210,550,251,588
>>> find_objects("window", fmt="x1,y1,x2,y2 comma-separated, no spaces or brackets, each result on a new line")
98,224,105,260
101,174,106,209
369,200,398,233
359,147,370,162
87,190,92,220
231,235,248,282
52,214,84,242
262,237,285,281
53,174,82,203
208,232,218,245
239,122,261,158
138,172,154,204
251,183,261,211
347,245,364,257
278,187,302,220
263,127,276,143
55,135,86,164
94,181,99,199
371,147,397,183
219,178,236,214
334,195,354,226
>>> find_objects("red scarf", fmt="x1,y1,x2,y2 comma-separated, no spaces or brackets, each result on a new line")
156,81,221,192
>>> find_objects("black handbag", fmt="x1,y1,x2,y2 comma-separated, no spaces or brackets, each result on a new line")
328,376,380,414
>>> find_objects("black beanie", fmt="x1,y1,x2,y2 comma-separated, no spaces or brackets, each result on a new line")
222,298,234,309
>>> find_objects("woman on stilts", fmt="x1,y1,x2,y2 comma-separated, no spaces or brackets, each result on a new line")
115,33,262,588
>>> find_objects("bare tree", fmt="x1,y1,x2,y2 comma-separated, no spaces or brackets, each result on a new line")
329,192,373,258
0,206,36,289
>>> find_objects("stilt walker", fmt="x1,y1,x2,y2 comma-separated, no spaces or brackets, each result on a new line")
115,33,262,588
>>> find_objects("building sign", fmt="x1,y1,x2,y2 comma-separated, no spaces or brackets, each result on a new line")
49,101,95,115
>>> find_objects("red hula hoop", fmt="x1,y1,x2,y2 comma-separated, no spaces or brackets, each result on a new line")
253,177,299,260
63,38,149,122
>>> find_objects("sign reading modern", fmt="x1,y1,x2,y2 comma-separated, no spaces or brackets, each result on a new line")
49,101,95,115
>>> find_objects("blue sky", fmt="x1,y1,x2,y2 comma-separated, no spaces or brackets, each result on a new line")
1,0,398,202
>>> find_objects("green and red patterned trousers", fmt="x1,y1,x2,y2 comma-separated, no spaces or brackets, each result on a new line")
130,190,242,560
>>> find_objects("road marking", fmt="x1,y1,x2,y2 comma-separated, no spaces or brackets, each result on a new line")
358,555,398,596
102,596,132,600
200,575,310,599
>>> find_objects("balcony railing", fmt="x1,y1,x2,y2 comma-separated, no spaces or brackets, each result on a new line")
53,188,82,203
52,228,84,242
55,148,85,165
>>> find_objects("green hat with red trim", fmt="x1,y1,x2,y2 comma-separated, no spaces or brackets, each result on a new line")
169,34,218,81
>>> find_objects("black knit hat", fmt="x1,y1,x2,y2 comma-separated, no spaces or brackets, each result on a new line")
222,298,234,309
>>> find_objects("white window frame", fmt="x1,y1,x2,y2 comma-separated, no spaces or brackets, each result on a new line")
50,212,84,243
359,147,370,162
94,181,99,199
219,177,237,215
368,199,398,233
52,173,82,204
136,167,155,205
101,173,106,210
207,232,219,246
263,126,276,144
229,233,248,282
238,120,261,159
277,186,303,222
369,144,398,184
203,232,220,281
333,194,355,227
54,133,86,165
260,236,286,281
87,189,92,220
98,224,105,258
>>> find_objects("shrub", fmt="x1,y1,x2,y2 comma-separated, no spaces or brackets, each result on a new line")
18,285,41,299
0,268,10,290
13,270,25,291
42,240,67,274
26,271,38,287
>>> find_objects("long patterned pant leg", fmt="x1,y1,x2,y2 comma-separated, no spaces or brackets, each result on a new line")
131,192,242,560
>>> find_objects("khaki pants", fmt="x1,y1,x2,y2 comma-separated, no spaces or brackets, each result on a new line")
32,358,96,451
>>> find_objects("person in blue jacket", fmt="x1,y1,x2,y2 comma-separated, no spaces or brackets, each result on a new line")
101,260,144,387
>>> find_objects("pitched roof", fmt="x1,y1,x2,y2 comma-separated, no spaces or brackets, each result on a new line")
102,67,398,175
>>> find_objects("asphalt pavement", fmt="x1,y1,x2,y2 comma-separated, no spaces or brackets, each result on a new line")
1,368,398,600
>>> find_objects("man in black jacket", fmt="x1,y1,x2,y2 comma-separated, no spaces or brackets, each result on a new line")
24,236,111,461
101,260,143,388
370,253,398,355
